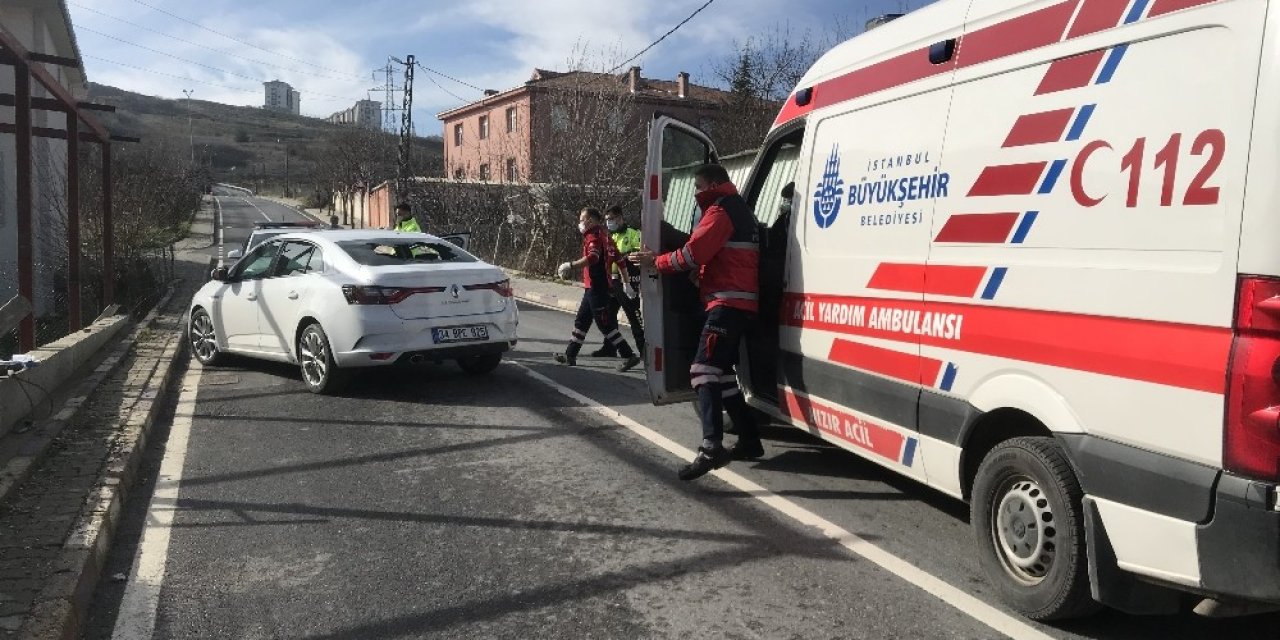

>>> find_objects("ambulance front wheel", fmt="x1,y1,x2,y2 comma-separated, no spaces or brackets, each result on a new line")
971,436,1100,621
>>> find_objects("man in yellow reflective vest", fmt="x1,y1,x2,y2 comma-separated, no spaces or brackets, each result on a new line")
393,203,421,232
591,205,645,357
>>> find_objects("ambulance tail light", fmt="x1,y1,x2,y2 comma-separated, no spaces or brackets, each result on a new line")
1224,276,1280,482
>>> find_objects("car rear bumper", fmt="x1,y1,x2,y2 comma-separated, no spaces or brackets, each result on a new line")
332,313,518,367
1196,473,1280,602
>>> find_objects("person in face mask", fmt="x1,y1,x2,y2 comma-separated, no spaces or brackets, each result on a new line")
591,206,645,357
554,208,641,371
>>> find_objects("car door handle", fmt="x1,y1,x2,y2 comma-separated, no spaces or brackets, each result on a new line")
288,291,299,300
247,293,258,301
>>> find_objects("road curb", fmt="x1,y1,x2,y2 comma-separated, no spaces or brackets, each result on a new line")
14,293,188,640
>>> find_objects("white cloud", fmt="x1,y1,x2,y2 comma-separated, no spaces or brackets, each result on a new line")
70,1,378,116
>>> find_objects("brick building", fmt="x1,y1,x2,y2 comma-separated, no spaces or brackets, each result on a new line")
437,67,734,183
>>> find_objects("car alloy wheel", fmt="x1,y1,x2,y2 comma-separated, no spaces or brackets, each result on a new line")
189,309,222,366
298,323,344,394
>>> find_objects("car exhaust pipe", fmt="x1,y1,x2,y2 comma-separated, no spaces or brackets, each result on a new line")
408,354,426,365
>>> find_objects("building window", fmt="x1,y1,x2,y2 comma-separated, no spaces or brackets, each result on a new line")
505,158,517,182
479,163,491,181
506,107,517,132
453,167,465,180
551,105,569,131
454,123,463,146
479,115,489,140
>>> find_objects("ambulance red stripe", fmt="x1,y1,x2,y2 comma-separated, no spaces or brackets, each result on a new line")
968,163,1048,196
1149,0,1217,18
1035,49,1107,95
1002,109,1075,147
783,293,1233,394
829,338,943,385
955,1,1077,66
934,212,1021,243
780,388,908,463
867,264,987,297
1068,0,1132,38
773,0,1222,127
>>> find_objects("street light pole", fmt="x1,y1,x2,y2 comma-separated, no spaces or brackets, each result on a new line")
278,138,290,198
182,89,194,166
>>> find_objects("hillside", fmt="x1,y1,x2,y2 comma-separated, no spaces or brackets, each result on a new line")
86,83,444,197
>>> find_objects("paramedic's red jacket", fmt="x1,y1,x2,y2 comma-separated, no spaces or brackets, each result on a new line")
581,225,624,291
655,182,759,312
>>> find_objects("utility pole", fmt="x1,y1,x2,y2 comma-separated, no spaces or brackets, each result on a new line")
182,89,194,166
392,55,415,208
278,138,290,198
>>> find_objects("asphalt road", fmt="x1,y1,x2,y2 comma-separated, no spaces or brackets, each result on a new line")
81,194,1280,639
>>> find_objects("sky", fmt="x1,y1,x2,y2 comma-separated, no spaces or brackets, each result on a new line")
65,0,931,138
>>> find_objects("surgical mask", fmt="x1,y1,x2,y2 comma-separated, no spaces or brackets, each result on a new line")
779,201,792,215
606,221,620,232
578,222,588,234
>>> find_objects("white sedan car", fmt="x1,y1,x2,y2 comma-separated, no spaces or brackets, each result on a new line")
188,230,519,393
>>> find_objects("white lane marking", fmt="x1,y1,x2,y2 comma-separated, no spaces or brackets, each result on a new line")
242,196,273,222
509,361,1056,640
111,362,203,640
214,196,225,267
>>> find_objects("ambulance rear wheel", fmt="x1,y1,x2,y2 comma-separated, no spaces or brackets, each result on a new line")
971,436,1099,621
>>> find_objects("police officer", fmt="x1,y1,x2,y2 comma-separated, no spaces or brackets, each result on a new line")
393,203,420,232
632,164,763,480
592,205,645,357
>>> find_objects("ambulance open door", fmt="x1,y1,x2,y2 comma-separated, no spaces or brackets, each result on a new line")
640,116,718,405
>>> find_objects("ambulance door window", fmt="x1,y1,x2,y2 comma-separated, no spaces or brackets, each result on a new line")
640,116,718,405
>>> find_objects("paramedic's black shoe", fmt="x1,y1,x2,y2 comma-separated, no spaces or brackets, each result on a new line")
617,355,642,372
554,353,576,366
678,445,730,481
729,438,764,460
590,346,618,358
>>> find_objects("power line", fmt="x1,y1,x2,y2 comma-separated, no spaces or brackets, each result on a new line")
68,2,363,84
129,0,367,81
78,26,368,103
608,0,716,73
415,61,484,94
422,71,468,104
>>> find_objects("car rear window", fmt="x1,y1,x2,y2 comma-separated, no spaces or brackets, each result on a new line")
338,240,479,265
247,230,287,249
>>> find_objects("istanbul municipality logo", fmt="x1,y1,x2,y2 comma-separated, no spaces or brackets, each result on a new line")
813,146,844,229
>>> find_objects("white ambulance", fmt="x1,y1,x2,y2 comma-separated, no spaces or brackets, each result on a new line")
639,0,1280,621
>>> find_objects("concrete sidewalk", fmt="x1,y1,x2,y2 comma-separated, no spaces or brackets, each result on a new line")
0,202,212,639
508,272,635,328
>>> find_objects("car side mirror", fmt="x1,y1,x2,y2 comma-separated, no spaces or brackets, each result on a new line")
226,249,243,261
210,266,230,281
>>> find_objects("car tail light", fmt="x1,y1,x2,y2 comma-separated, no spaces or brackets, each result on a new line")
342,285,444,305
1225,276,1280,482
464,279,514,297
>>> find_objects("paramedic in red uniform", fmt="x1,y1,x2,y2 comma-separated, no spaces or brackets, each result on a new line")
631,164,764,480
555,208,643,372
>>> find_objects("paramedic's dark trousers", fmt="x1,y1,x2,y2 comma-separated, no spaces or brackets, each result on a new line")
608,278,645,351
691,306,759,446
568,288,636,359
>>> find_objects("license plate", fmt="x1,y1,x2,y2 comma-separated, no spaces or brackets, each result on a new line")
432,325,489,343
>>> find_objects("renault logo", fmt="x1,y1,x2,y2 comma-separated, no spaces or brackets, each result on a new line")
450,284,460,299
